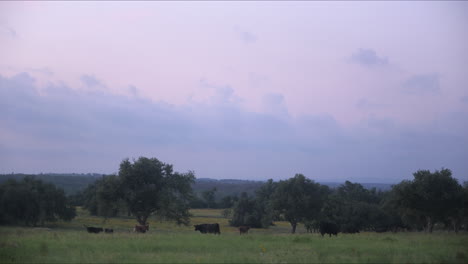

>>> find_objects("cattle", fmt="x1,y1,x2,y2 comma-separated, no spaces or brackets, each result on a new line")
134,224,149,233
341,224,360,234
104,228,114,233
83,225,103,233
194,223,221,234
319,221,339,237
239,226,250,235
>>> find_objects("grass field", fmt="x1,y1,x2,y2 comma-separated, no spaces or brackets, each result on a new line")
1,209,467,263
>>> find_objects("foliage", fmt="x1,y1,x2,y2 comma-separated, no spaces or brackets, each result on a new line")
230,192,262,228
391,168,464,232
272,174,328,233
118,157,195,225
0,173,102,195
319,181,391,233
0,177,76,226
201,188,217,208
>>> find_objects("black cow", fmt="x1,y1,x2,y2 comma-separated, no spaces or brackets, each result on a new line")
84,225,103,233
104,228,114,233
194,223,221,234
319,221,339,237
341,224,360,234
239,226,250,235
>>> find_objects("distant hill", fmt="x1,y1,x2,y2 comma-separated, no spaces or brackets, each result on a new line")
0,173,103,194
0,174,393,197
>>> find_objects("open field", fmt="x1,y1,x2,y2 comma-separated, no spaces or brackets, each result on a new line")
1,209,467,263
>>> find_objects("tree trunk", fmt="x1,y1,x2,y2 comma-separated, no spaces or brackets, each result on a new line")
291,222,297,234
451,218,459,233
426,216,433,233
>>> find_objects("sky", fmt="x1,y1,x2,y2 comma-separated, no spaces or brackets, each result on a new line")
1,2,467,183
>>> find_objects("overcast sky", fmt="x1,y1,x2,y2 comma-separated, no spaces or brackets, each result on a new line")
1,2,467,183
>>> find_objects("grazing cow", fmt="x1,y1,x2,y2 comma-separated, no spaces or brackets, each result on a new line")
194,223,221,235
341,224,360,234
239,226,250,235
83,225,103,233
104,228,114,233
319,221,339,237
134,224,149,233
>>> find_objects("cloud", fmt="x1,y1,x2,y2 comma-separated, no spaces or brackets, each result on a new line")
0,23,16,38
80,74,104,87
350,48,388,67
402,73,440,95
262,93,289,117
0,72,467,182
128,85,138,97
234,26,257,44
356,98,387,110
199,79,242,106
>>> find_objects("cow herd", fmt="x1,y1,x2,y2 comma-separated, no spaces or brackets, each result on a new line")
84,222,341,237
83,225,113,234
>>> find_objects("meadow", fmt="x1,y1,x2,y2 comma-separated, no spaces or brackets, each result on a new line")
1,209,467,263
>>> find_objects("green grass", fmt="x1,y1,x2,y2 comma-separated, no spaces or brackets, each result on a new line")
1,209,467,263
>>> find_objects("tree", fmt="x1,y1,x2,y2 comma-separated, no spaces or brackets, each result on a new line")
391,168,463,232
96,175,124,218
202,188,217,208
82,175,125,218
272,174,326,233
118,157,195,226
219,195,238,209
325,181,388,233
0,177,76,226
230,192,257,227
254,179,277,227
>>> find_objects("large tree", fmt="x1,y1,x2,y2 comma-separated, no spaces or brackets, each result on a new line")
272,174,326,233
118,157,195,226
392,168,463,232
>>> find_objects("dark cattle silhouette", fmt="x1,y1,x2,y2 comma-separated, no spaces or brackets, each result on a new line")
239,226,250,235
342,224,360,234
134,224,149,233
194,223,220,234
84,225,103,233
319,221,339,237
104,228,114,233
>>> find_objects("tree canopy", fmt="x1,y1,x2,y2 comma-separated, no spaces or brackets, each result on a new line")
0,177,76,226
117,157,195,225
391,168,464,232
272,174,328,233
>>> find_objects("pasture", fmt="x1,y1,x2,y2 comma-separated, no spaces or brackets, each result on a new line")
1,209,467,263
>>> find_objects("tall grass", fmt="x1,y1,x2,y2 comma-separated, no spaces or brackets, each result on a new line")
1,209,467,263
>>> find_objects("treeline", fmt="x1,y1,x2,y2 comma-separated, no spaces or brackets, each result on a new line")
225,170,468,233
0,177,76,226
1,157,467,233
0,173,102,195
76,163,467,233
